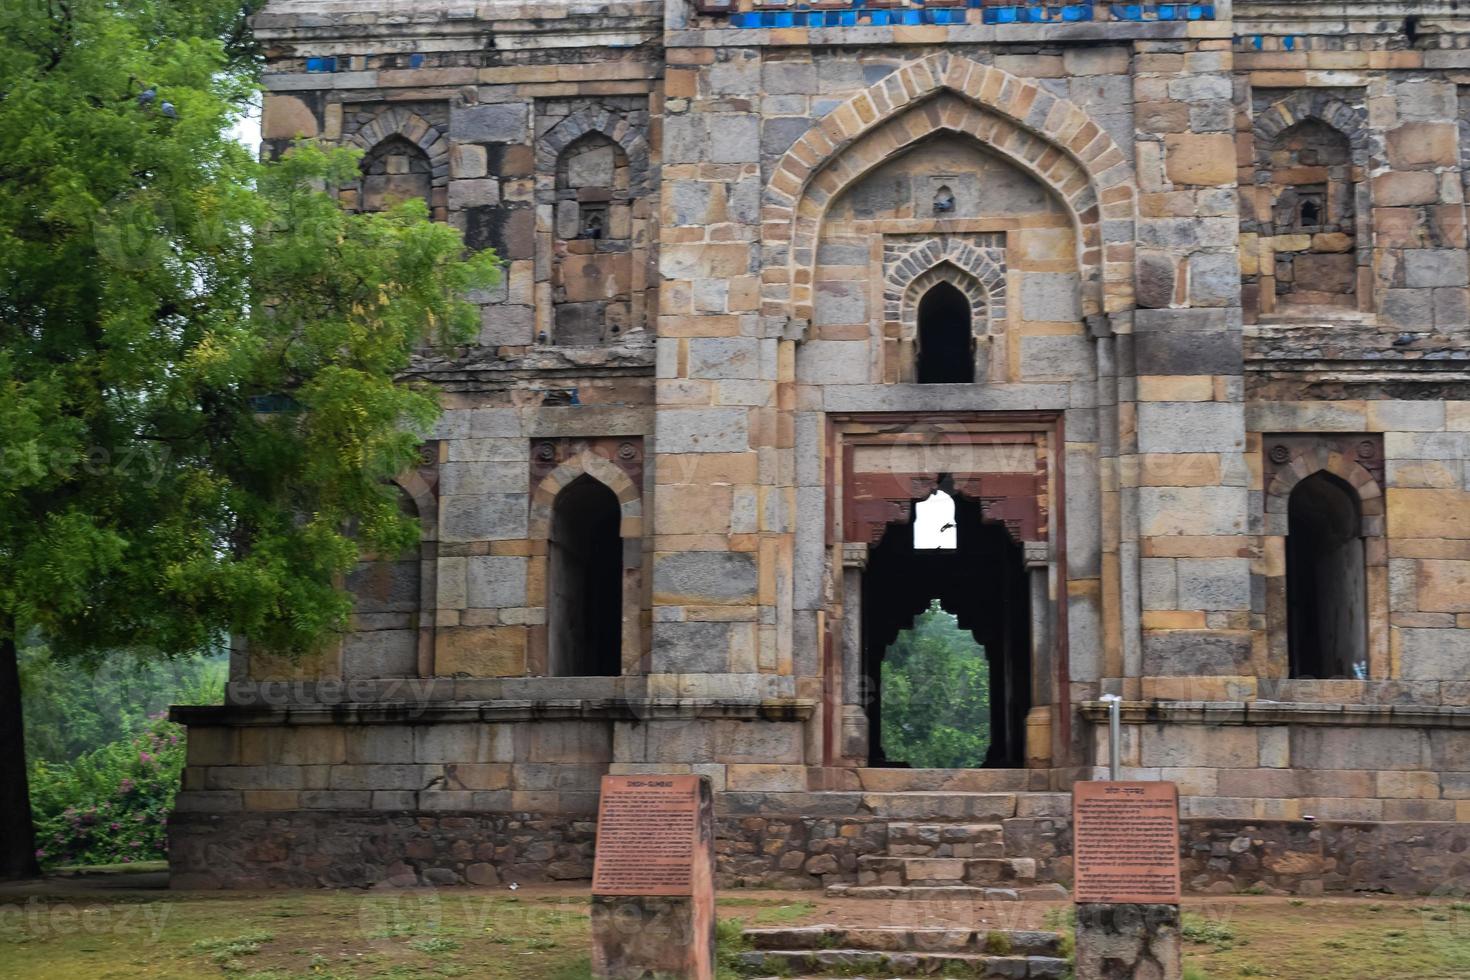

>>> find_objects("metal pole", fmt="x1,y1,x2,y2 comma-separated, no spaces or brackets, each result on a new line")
1100,693,1122,780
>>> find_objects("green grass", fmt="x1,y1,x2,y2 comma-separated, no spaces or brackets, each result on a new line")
6,887,1470,980
1182,912,1239,951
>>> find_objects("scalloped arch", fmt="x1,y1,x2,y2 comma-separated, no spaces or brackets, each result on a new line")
762,52,1135,324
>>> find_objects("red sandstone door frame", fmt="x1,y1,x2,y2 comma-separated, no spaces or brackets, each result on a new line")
823,411,1069,769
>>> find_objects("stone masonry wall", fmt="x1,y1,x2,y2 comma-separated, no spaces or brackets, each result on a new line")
170,805,1470,897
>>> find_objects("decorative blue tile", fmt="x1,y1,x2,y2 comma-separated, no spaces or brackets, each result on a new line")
409,53,425,68
305,56,337,73
1283,34,1296,50
870,9,891,24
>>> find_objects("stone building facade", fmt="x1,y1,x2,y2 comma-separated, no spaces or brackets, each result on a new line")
171,0,1470,896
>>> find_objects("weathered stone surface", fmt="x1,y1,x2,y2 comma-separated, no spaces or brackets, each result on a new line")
654,551,757,604
1075,904,1181,980
451,103,528,143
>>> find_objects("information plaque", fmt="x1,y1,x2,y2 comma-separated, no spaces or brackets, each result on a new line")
591,774,702,896
1072,780,1182,904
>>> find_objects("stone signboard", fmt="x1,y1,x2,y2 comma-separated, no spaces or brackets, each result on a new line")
591,774,716,980
1072,780,1181,905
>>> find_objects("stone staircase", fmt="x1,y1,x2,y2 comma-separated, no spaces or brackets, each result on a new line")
717,776,1074,898
826,815,1069,900
810,788,1068,900
738,924,1070,978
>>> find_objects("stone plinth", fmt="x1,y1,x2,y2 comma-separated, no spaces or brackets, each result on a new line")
1075,903,1182,980
590,775,715,980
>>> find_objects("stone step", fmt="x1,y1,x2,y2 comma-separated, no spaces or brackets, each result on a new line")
858,855,1038,886
886,821,1005,857
825,882,1071,902
737,948,1069,978
743,925,1063,957
718,789,1071,820
860,792,1020,820
809,766,1051,794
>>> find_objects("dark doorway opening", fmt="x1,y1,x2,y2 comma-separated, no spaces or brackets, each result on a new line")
1287,471,1366,679
863,490,1030,767
548,475,623,676
916,282,974,384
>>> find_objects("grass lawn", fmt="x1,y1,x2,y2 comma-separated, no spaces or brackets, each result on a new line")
2,878,1470,979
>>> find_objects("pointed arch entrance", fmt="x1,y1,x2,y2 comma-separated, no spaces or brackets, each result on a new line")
864,489,1030,767
831,415,1060,772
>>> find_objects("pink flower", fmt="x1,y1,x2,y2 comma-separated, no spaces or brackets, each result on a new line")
34,849,46,860
139,751,153,764
110,823,121,831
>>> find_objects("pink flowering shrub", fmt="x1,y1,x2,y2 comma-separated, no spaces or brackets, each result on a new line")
29,715,184,867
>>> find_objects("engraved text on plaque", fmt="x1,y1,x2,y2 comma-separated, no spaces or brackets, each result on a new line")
1072,780,1181,904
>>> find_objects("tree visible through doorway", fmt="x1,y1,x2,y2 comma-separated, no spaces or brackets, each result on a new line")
880,599,991,768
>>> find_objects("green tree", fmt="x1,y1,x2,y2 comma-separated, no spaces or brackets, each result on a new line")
881,600,992,769
19,645,227,764
0,0,499,878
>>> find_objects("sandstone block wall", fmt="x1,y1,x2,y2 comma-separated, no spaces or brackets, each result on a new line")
166,0,1470,891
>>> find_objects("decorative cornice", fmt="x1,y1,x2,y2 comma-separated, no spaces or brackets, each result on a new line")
1080,699,1470,729
172,697,818,727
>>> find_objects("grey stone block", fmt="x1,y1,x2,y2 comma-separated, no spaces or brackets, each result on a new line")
1141,631,1252,675
346,559,420,613
1137,402,1245,454
1175,557,1252,611
440,493,527,542
1020,273,1082,322
652,621,732,673
762,116,813,158
1400,628,1470,680
655,408,749,453
451,103,528,144
709,113,759,164
467,555,528,608
1293,727,1427,770
1020,335,1093,379
1131,323,1238,377
480,303,534,346
1381,288,1434,329
668,180,712,226
342,629,419,679
1140,558,1178,610
654,551,758,603
813,279,867,326
761,60,818,96
1138,486,1248,536
663,115,706,166
1405,250,1470,288
688,338,761,380
440,461,525,496
1188,251,1241,306
347,726,416,764
796,341,870,385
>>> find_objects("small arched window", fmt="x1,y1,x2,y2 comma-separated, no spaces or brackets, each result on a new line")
548,475,623,677
359,135,433,213
1287,471,1367,679
916,282,973,384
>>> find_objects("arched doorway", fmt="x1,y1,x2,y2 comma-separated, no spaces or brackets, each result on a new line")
1287,471,1367,679
548,475,623,677
862,488,1030,768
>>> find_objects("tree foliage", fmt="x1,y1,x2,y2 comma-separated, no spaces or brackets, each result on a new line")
20,645,226,764
881,600,992,769
0,0,499,876
0,0,499,666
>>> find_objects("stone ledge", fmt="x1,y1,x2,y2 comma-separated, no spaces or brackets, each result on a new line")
1080,699,1470,729
172,697,818,727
